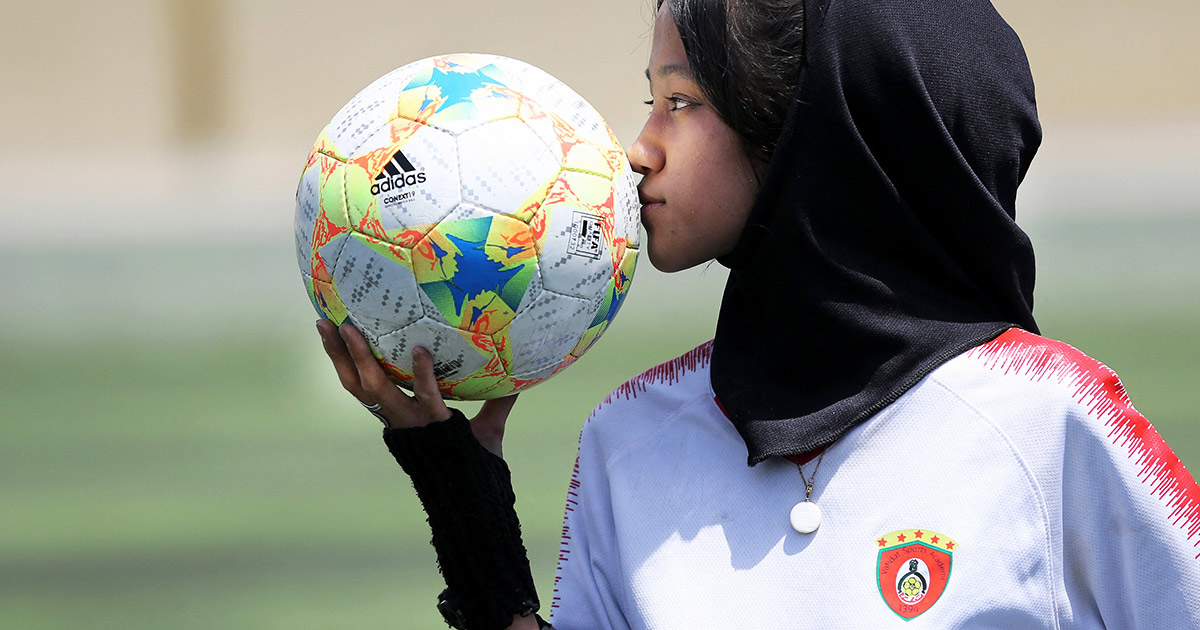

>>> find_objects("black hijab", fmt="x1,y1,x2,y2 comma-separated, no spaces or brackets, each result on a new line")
711,0,1042,465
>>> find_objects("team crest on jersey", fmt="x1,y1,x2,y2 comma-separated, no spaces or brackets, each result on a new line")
876,529,955,620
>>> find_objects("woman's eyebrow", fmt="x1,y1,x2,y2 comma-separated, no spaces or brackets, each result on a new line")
645,64,693,83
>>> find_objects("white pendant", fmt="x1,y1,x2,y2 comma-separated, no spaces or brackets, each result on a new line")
790,500,822,534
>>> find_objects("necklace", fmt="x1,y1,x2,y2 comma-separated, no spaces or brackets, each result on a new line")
789,450,826,534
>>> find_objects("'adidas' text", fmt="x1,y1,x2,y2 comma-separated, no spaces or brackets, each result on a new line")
371,148,428,196
371,171,427,195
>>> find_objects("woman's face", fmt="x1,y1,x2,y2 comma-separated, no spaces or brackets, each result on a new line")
628,3,760,273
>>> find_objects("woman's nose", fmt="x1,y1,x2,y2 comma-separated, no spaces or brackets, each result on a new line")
627,122,663,176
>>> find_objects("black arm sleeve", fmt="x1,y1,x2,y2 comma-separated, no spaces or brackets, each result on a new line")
383,410,542,630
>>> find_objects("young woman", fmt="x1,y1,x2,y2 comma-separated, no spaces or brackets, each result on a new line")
316,0,1200,628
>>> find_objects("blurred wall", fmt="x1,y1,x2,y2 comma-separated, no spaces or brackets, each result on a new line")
1,0,1198,243
5,1,1200,145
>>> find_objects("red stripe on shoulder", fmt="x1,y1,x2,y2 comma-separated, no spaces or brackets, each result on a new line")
553,340,715,609
600,339,714,406
970,327,1200,557
552,455,582,611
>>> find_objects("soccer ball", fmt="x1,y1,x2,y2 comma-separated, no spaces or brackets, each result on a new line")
295,53,640,400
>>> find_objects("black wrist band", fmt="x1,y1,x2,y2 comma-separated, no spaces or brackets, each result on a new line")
383,411,539,630
438,589,552,629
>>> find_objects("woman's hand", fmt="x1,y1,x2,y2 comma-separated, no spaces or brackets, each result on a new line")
316,319,517,456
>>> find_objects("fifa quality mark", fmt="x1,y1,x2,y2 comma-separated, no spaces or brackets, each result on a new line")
567,211,604,260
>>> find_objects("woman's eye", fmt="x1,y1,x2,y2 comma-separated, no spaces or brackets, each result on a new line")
666,96,694,111
644,96,697,112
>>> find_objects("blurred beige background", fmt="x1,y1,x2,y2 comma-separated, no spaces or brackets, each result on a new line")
1,3,1197,627
1,0,1198,245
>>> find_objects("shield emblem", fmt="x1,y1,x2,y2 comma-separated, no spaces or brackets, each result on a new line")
876,529,955,620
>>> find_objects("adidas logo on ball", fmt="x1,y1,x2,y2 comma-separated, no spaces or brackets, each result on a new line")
370,149,427,195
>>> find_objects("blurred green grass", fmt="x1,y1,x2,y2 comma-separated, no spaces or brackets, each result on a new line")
2,215,1197,628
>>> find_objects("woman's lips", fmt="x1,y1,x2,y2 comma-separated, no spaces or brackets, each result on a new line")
638,192,664,216
640,201,664,214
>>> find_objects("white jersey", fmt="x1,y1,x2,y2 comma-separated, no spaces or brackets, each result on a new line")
549,328,1200,628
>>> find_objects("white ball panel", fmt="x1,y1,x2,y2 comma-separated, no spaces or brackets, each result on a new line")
316,233,349,283
331,234,424,339
506,61,610,149
294,159,321,274
377,317,492,381
503,291,592,378
613,163,641,250
514,261,545,316
458,119,560,213
326,63,423,154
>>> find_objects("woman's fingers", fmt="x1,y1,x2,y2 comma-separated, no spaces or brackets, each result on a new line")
338,323,391,395
411,346,452,423
476,395,518,429
337,323,420,418
472,394,518,457
317,319,363,395
317,320,461,429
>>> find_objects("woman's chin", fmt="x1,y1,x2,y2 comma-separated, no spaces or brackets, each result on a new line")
646,248,705,274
